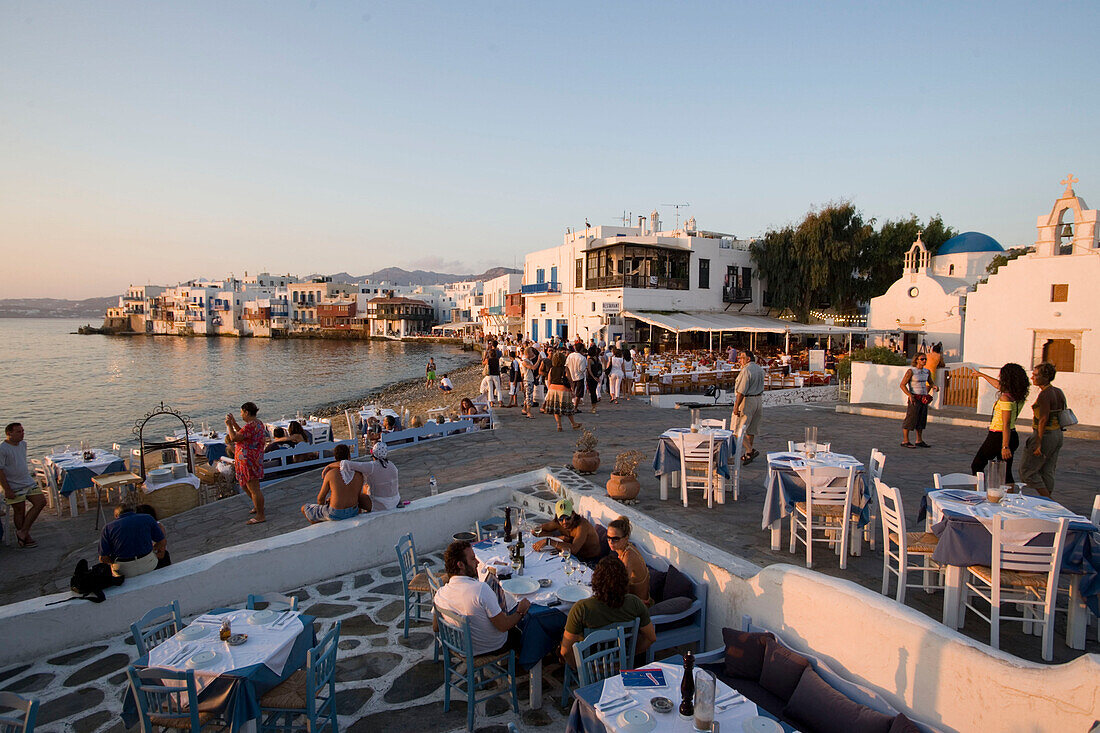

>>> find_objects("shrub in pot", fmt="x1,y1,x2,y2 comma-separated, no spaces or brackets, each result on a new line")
607,450,645,501
572,429,600,474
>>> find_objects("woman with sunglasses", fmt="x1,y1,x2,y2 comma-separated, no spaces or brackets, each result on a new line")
607,516,651,606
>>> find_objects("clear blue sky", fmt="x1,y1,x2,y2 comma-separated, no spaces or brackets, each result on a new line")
2,1,1097,298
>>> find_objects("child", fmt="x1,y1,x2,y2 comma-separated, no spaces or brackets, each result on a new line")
439,374,454,392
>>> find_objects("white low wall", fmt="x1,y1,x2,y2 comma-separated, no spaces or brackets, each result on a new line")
649,385,838,409
849,362,946,410
561,477,1100,733
0,471,535,665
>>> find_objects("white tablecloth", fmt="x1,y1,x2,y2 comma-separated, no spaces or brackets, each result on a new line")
595,661,758,732
46,450,123,474
147,609,303,691
142,474,202,493
473,538,592,608
928,490,1090,546
268,420,331,442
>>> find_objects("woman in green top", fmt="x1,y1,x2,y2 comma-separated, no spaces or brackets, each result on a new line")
971,363,1030,484
560,556,656,668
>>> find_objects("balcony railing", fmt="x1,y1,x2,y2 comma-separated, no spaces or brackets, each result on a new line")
485,305,504,315
722,285,753,304
520,282,561,294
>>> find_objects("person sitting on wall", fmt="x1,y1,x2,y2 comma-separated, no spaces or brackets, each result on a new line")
302,443,364,523
99,497,166,578
136,504,171,569
317,441,401,513
532,498,601,562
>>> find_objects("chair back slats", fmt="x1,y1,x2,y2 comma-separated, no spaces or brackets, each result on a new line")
593,618,640,664
426,567,443,594
247,593,299,611
0,691,38,733
306,622,341,719
875,480,904,542
128,666,202,732
698,418,727,429
574,626,627,687
868,449,886,483
435,606,474,660
476,517,505,541
993,517,1068,574
934,472,985,491
130,601,182,657
798,465,855,508
395,534,418,583
676,432,717,508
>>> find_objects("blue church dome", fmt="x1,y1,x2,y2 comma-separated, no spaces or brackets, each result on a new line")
936,231,1004,255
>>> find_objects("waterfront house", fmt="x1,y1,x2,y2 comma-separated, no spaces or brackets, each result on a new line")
479,272,524,338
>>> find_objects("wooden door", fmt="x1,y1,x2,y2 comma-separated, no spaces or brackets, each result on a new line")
1042,339,1075,373
943,366,979,408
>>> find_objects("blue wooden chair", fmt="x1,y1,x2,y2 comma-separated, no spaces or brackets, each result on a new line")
0,691,39,733
395,533,432,638
247,593,300,611
573,625,628,687
561,621,635,707
436,607,519,732
475,516,505,541
258,622,341,733
130,600,183,657
127,666,226,732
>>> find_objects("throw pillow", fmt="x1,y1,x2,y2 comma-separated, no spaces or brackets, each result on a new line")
647,566,667,602
889,713,922,733
758,637,810,701
721,628,775,680
783,668,894,733
649,596,693,616
661,564,694,603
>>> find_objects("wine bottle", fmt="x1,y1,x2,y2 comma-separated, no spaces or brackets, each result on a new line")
516,531,525,575
679,650,695,718
504,507,513,542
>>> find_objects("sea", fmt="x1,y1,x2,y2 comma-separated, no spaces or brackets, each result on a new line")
1,318,471,452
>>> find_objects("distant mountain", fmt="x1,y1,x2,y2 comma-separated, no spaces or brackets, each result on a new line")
310,267,520,286
0,296,116,319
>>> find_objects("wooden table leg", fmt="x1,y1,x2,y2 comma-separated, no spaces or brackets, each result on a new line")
529,659,543,708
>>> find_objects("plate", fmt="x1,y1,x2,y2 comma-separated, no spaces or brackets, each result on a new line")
616,708,656,733
186,650,219,669
649,696,674,714
227,634,248,646
176,625,210,640
743,717,783,733
248,609,277,624
500,578,540,595
555,585,592,603
1033,504,1064,514
1000,507,1030,517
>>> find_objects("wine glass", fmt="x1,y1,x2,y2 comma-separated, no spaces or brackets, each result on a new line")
564,560,575,584
560,546,571,565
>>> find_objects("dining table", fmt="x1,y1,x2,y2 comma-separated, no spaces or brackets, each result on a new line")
917,489,1099,648
762,450,869,552
652,427,737,503
266,419,332,444
567,658,789,733
472,536,594,709
171,430,230,464
121,607,316,732
45,449,127,499
357,407,401,433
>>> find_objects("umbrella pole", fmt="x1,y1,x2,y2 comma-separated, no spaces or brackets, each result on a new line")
676,331,680,353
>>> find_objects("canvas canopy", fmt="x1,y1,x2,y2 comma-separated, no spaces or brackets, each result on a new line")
622,310,869,335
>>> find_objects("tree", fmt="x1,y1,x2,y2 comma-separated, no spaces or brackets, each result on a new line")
859,215,956,298
751,202,874,322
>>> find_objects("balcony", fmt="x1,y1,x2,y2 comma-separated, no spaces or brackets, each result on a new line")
485,305,504,315
722,285,753,304
520,282,561,295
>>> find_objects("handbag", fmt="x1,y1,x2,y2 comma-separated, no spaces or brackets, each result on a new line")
1054,387,1077,427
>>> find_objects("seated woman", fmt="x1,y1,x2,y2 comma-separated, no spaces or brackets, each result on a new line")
364,416,382,443
302,444,364,523
459,397,490,429
319,442,401,512
287,420,312,445
264,427,294,453
560,556,656,668
607,516,650,606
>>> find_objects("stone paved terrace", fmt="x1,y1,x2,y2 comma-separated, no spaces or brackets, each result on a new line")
0,551,575,733
3,396,1097,663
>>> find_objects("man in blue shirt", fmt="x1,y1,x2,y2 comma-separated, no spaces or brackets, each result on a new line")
99,499,166,578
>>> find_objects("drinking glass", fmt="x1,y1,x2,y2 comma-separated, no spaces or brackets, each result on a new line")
564,561,575,584
804,426,818,458
561,546,571,564
692,669,716,731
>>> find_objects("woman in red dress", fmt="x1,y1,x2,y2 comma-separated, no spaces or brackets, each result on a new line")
226,401,266,524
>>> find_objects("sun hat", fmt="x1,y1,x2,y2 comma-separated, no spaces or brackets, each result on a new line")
554,498,574,518
371,442,389,460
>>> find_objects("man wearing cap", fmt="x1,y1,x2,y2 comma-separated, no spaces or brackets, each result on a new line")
532,499,601,561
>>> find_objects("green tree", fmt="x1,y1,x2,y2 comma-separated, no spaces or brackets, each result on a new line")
859,215,956,298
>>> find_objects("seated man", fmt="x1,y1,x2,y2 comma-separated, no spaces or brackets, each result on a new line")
382,415,399,433
323,441,401,512
264,427,294,453
433,540,530,655
532,498,601,562
302,443,364,523
561,556,656,668
439,374,454,392
99,498,167,578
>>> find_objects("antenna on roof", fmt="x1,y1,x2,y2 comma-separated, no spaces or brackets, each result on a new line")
662,203,690,230
618,211,629,226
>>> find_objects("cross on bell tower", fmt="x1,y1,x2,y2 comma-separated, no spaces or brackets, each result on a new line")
1061,174,1078,197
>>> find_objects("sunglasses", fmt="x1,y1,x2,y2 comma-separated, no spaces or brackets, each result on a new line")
607,534,625,542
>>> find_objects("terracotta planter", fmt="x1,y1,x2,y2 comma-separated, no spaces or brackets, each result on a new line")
606,473,640,501
572,450,600,474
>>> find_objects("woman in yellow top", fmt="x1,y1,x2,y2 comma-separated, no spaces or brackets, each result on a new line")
606,516,651,606
971,363,1030,484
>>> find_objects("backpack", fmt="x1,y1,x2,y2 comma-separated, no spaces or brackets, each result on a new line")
61,559,124,603
588,358,603,380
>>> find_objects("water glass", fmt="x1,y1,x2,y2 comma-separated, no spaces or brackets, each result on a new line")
804,426,817,458
693,669,716,731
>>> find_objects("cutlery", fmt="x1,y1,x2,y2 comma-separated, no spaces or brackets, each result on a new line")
272,610,288,626
598,695,635,712
165,644,193,666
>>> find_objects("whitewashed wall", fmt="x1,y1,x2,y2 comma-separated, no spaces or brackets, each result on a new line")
849,362,945,409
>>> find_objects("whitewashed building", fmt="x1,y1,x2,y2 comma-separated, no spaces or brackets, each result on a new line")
867,231,1003,358
288,278,357,330
480,272,523,337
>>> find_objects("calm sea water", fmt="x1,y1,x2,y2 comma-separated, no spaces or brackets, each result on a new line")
1,318,470,452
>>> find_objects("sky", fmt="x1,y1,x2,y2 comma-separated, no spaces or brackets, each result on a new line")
2,1,1098,299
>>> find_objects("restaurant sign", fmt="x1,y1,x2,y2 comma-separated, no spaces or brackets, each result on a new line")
601,302,621,314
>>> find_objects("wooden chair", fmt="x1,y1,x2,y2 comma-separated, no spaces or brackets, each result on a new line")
475,516,505,541
876,479,941,604
395,534,431,638
436,607,519,732
675,432,720,508
127,666,228,732
560,619,639,709
961,516,1069,661
258,622,340,733
0,691,38,733
790,465,858,569
934,472,985,492
247,593,300,611
572,625,628,687
864,449,887,549
29,459,61,517
130,601,183,656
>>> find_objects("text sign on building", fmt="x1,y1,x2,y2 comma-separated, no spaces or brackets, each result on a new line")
809,349,826,372
601,302,620,314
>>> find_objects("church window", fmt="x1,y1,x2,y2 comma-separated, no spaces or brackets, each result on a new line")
948,264,955,275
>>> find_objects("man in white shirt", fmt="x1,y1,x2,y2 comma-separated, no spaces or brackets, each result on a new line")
565,343,589,410
433,540,530,655
1,423,46,548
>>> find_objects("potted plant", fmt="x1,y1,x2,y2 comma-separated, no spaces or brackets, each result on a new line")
572,429,600,474
607,450,645,501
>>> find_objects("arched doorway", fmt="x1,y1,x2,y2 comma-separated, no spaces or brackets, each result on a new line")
1042,339,1076,372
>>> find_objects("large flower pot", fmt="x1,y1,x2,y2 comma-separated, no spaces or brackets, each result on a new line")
606,473,640,501
572,450,600,474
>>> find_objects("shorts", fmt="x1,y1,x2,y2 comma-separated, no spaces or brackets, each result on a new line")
5,484,42,506
439,385,453,392
571,379,585,401
302,504,360,522
427,371,436,380
736,394,763,435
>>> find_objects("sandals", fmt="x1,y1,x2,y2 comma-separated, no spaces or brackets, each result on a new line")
246,517,266,525
900,442,915,448
740,449,759,465
915,441,931,448
17,536,37,549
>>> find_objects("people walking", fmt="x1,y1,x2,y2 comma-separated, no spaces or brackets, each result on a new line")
733,351,765,464
608,347,625,403
585,345,603,414
544,352,583,431
1019,362,1067,497
971,363,1030,484
565,343,588,411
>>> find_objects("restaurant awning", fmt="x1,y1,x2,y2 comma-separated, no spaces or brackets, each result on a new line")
622,310,870,335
